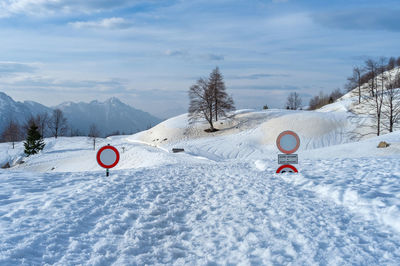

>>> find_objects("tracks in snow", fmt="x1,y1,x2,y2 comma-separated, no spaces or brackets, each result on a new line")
1,161,400,264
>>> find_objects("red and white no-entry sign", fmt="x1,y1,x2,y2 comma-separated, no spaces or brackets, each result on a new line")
276,164,298,173
97,145,120,169
276,130,300,154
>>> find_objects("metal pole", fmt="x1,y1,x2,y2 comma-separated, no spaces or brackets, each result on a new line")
106,169,109,177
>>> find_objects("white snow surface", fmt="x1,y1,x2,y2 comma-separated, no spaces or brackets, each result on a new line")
1,104,400,264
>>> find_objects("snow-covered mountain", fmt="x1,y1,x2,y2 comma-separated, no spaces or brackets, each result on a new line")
0,92,52,132
0,92,161,137
55,97,161,137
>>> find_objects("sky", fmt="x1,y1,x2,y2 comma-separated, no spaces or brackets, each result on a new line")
0,0,399,118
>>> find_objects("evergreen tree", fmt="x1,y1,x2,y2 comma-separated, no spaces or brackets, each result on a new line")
24,123,45,156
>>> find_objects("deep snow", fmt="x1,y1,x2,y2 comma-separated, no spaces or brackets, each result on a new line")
1,97,400,264
2,156,400,265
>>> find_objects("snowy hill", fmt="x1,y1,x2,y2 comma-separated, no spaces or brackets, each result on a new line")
55,97,161,137
1,118,400,264
0,92,161,137
1,85,400,264
337,67,400,136
127,108,356,161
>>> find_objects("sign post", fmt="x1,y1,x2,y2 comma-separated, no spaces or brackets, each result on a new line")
276,130,300,173
96,144,120,176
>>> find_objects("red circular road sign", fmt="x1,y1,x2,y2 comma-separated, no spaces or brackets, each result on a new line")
276,130,300,154
97,145,120,169
276,164,298,173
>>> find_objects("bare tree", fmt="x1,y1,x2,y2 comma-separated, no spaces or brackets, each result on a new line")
49,109,68,138
1,120,22,149
286,92,302,110
188,68,235,132
308,95,321,110
88,123,100,150
362,58,385,136
107,130,121,137
308,89,343,110
388,57,396,70
382,68,400,132
189,78,215,131
348,67,363,104
35,113,50,137
365,59,378,97
330,88,343,102
208,67,235,121
69,128,82,137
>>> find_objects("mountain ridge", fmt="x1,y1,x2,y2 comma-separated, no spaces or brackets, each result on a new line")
0,91,161,137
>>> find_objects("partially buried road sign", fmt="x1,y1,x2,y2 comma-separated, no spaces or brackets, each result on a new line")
276,164,298,173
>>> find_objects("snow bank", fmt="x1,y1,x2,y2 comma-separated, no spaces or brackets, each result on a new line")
277,156,400,233
1,161,400,265
129,108,355,158
260,111,351,149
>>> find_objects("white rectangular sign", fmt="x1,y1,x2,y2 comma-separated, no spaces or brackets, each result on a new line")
278,154,298,164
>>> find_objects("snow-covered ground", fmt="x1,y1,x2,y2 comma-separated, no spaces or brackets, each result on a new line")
1,98,400,264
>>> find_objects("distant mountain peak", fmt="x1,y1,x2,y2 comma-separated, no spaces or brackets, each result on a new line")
0,91,161,137
105,97,123,105
56,97,161,136
0,91,13,101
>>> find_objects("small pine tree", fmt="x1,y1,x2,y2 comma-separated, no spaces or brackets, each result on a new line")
24,123,45,156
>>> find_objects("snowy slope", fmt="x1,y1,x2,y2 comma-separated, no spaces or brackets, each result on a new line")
336,67,400,136
128,107,361,161
1,137,400,264
1,91,400,264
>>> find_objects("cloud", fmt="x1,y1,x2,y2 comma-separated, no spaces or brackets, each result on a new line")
231,85,302,91
165,50,223,61
3,75,128,94
0,0,147,17
313,8,400,32
70,17,133,30
206,54,224,61
0,62,37,76
165,49,188,57
231,73,290,80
